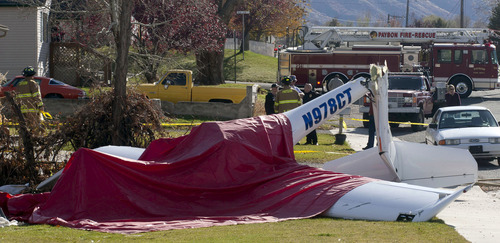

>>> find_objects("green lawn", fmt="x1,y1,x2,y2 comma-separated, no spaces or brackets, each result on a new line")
223,50,278,83
0,217,466,242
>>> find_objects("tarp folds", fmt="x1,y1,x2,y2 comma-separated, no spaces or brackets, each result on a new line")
4,114,371,234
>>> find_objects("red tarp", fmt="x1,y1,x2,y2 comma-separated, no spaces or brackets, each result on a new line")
3,114,372,234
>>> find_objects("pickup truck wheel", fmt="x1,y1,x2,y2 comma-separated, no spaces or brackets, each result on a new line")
450,78,472,99
411,109,424,132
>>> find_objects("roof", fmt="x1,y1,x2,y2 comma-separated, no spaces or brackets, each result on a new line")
388,72,425,76
439,106,490,112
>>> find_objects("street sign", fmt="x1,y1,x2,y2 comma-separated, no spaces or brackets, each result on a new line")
237,11,250,14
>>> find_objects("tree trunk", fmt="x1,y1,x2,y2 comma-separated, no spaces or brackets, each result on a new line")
196,49,225,85
196,0,243,85
111,0,133,146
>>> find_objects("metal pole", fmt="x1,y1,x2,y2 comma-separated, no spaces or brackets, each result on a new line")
242,14,245,60
460,0,464,28
234,30,237,83
237,11,249,60
286,27,289,48
406,0,410,27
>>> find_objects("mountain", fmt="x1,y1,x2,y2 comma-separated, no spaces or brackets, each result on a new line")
306,0,487,27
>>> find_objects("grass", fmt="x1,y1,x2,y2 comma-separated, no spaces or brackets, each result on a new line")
223,50,278,83
0,51,468,241
295,133,355,164
0,217,467,242
123,49,277,85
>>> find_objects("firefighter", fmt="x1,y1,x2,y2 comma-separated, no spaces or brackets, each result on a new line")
16,66,44,127
274,76,301,113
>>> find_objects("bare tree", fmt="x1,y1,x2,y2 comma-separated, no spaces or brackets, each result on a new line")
108,0,133,145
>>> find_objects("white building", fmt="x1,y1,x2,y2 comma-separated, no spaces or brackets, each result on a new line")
0,0,51,80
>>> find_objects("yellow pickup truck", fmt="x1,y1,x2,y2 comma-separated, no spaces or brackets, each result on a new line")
136,70,248,104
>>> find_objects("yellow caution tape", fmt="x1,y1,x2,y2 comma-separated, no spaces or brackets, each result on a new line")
0,121,203,127
294,150,320,153
349,118,428,126
1,118,427,128
160,123,202,126
42,111,53,120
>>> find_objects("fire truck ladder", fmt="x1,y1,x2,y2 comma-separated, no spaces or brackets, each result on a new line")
302,27,495,51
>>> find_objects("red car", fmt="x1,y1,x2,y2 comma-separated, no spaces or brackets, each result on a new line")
0,76,86,99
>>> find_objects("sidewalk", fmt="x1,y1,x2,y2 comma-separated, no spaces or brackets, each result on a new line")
329,127,500,242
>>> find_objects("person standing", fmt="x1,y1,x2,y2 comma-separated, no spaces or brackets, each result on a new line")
363,101,375,150
275,76,301,113
445,84,461,106
289,75,304,99
327,74,343,92
303,83,320,145
15,66,44,127
265,83,279,115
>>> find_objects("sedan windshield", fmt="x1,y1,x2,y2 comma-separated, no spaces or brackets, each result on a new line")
439,110,498,129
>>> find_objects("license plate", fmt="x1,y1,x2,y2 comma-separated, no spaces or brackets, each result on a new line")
469,145,483,153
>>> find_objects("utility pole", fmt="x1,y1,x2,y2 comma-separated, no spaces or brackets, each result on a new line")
405,0,410,27
460,0,464,28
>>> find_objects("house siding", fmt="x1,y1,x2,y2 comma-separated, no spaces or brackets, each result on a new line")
0,3,50,80
37,6,50,77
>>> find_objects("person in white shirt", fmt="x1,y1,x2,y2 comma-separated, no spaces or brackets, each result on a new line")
289,75,304,99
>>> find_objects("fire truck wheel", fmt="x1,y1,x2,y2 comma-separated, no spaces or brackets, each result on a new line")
450,78,472,99
411,109,424,132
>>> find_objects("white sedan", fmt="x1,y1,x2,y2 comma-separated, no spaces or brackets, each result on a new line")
425,106,500,161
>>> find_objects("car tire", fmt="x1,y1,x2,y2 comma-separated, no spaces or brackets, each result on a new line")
411,109,424,132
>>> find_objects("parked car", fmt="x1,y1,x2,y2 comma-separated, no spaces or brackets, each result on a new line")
0,76,86,99
425,106,500,162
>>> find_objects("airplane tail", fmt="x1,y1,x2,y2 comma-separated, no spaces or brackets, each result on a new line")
323,64,477,188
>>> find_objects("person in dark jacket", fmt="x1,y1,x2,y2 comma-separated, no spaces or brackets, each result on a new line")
363,101,375,150
303,83,320,145
265,83,279,115
445,84,461,106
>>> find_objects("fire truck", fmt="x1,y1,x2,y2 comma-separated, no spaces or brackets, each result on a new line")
278,27,500,98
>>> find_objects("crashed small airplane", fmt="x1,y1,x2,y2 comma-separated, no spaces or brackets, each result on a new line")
0,64,477,233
